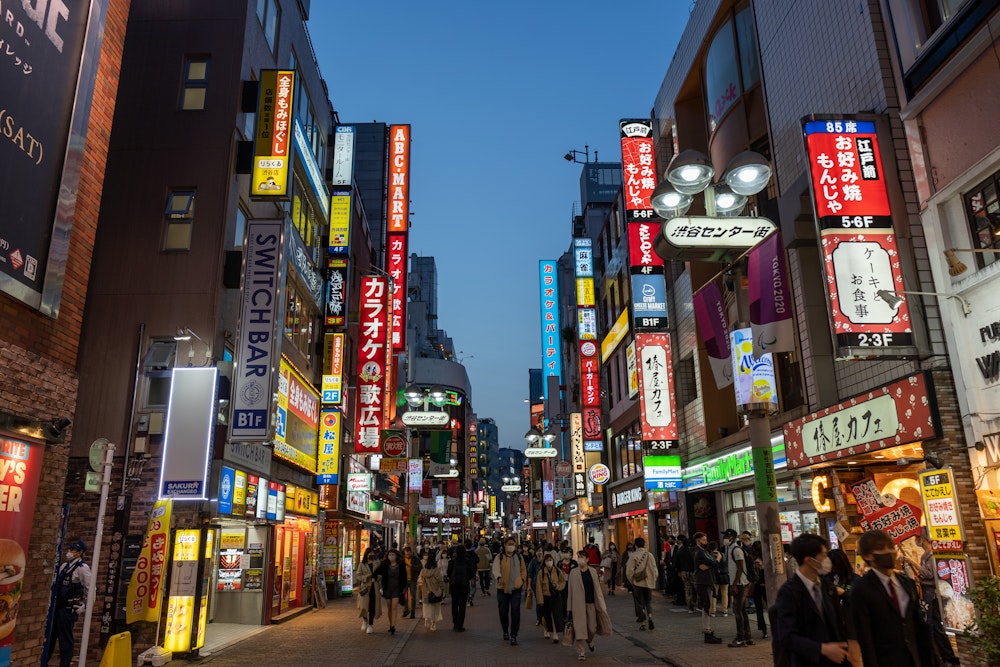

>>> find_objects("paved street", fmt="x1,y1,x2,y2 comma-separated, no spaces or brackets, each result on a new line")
189,587,775,666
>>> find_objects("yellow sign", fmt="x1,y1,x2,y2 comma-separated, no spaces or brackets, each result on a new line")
164,529,202,653
274,357,320,472
329,194,351,250
285,484,298,511
601,309,630,362
125,499,172,624
317,409,342,484
919,469,964,544
811,475,833,512
576,277,595,307
292,487,319,516
251,70,295,198
219,528,245,551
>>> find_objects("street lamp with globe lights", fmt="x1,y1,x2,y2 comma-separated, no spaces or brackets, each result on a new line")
652,148,786,600
401,384,452,548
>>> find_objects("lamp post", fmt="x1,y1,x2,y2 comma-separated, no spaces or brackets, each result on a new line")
652,148,787,601
402,384,449,550
525,427,558,542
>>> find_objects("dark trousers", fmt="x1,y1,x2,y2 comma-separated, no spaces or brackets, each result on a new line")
478,570,491,593
451,588,468,628
44,606,77,667
608,563,618,590
731,584,751,641
752,583,767,631
497,588,522,637
366,586,378,625
633,585,653,621
540,594,565,634
405,580,418,615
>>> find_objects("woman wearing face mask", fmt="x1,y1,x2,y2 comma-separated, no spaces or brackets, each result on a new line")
355,548,381,634
417,552,444,631
373,548,407,634
566,550,611,661
601,542,619,595
492,537,527,645
536,553,567,642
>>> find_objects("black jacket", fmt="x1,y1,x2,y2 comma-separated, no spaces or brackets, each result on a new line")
848,570,931,667
673,544,695,573
772,574,848,667
448,554,472,592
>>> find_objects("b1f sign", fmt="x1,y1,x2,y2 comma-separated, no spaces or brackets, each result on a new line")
232,221,284,440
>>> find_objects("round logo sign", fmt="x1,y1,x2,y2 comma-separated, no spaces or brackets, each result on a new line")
580,341,597,358
589,463,611,485
382,433,407,457
555,460,573,477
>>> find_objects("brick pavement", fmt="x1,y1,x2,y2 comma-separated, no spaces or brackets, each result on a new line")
177,585,775,666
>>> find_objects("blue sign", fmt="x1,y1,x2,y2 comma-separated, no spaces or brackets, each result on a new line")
584,440,603,452
293,118,330,220
219,466,235,514
630,272,668,329
539,261,563,405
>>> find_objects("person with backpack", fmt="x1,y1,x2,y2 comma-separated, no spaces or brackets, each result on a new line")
446,543,472,631
710,539,729,617
625,536,659,631
723,529,753,648
492,536,527,645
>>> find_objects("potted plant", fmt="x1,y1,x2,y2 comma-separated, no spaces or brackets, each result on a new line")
965,575,1000,665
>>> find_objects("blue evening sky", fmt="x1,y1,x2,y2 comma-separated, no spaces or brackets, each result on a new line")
308,3,689,449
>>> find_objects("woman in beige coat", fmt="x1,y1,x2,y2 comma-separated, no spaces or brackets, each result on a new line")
417,552,445,631
566,550,610,660
355,549,382,634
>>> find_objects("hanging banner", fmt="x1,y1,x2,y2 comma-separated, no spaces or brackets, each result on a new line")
748,231,794,355
693,281,733,388
125,499,172,624
635,333,678,450
626,341,639,398
730,327,777,414
627,221,665,271
387,232,407,351
317,409,342,485
355,276,389,453
619,119,658,222
802,116,913,358
251,70,294,198
322,332,345,404
539,261,563,406
231,220,283,441
387,124,411,232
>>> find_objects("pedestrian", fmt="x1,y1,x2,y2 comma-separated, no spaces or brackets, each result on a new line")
492,536,527,645
711,540,729,617
659,536,673,594
749,539,769,638
417,552,444,631
771,533,852,666
463,540,478,606
824,548,856,618
625,536,658,631
355,548,381,635
601,541,619,595
674,535,697,611
557,545,577,622
526,545,544,627
583,535,601,566
44,539,91,667
850,529,933,666
621,542,634,593
437,544,450,599
447,543,472,631
723,528,753,648
373,547,407,634
536,552,567,642
902,531,960,666
567,549,611,661
693,532,723,644
476,538,493,595
401,544,421,619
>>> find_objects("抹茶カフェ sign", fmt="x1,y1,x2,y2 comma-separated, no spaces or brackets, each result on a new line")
782,372,941,469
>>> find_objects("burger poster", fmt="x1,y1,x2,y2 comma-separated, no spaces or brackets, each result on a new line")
0,436,44,659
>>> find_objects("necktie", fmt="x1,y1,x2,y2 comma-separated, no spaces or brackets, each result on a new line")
887,577,902,616
813,584,825,619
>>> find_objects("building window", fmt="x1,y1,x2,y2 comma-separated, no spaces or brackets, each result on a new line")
164,190,195,250
256,0,280,52
704,2,761,132
677,355,698,406
180,56,209,110
284,278,316,361
234,206,248,248
964,170,1000,270
885,0,972,71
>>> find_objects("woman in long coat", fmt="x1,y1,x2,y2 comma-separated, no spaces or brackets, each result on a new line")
355,549,382,634
417,552,444,630
566,549,610,661
535,553,567,642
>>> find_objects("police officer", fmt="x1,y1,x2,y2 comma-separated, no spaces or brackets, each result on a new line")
45,540,92,667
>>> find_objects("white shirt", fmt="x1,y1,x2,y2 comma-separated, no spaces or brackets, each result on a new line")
727,543,748,585
872,568,909,617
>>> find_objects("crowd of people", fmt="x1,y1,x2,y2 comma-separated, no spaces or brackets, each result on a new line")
354,528,960,666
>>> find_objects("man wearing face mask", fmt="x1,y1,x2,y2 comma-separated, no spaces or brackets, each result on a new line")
771,534,852,665
44,540,91,667
849,530,932,667
492,537,527,645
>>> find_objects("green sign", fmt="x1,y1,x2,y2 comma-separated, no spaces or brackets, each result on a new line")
752,446,777,503
703,449,754,486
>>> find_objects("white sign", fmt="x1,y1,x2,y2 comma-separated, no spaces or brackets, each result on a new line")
401,411,450,427
331,125,355,186
800,393,899,459
231,220,283,440
160,367,218,499
639,342,673,428
831,241,898,325
661,216,776,248
408,458,423,491
501,484,521,492
524,446,558,459
347,473,372,492
347,491,369,515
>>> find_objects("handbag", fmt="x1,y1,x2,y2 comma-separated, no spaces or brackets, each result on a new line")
562,622,575,646
596,608,612,636
427,592,443,604
525,590,534,610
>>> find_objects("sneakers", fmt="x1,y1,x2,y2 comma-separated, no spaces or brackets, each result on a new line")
647,616,654,630
544,632,551,639
510,636,518,646
704,632,723,644
577,654,586,661
503,632,510,641
361,620,367,632
429,622,436,631
728,639,746,648
745,639,756,646
366,626,373,634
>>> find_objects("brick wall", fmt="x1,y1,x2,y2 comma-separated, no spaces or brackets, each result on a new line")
1,0,132,664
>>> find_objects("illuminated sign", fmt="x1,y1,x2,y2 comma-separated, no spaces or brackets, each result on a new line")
355,277,389,453
539,261,563,404
635,333,678,450
387,125,411,232
387,233,407,351
251,70,294,198
328,191,351,255
661,216,776,249
919,469,965,548
317,409,342,485
643,455,682,490
811,475,833,512
331,125,355,187
619,119,658,222
160,368,217,499
322,332,345,404
601,309,630,362
730,327,777,414
274,357,320,472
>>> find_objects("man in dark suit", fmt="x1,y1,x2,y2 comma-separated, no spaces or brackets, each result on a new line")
849,529,932,667
772,533,850,665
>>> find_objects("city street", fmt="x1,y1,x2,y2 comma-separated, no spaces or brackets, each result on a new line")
192,589,774,667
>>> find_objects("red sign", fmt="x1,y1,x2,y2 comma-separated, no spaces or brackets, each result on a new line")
354,276,389,453
271,71,294,157
0,436,44,651
627,222,665,269
580,340,600,407
804,126,890,219
619,119,657,221
387,125,411,233
382,433,407,458
387,232,407,351
635,333,678,446
582,406,602,440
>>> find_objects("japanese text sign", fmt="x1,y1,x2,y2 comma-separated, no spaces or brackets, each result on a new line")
635,333,678,449
322,332,345,404
126,499,172,624
355,276,389,453
331,125,355,187
693,280,733,389
325,258,348,327
387,125,411,232
387,233,407,351
919,469,965,547
328,191,351,254
619,119,658,222
317,409,342,485
274,358,319,472
539,261,563,404
252,70,295,198
627,222,665,270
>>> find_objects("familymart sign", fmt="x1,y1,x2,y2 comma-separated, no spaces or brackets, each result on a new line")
683,443,787,491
